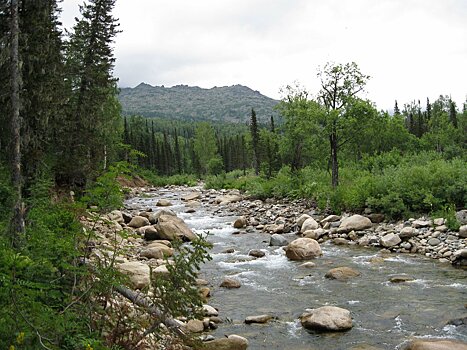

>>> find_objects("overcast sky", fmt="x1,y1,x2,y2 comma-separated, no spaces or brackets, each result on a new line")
60,0,467,111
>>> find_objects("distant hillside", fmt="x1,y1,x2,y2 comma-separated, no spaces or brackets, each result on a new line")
118,83,280,123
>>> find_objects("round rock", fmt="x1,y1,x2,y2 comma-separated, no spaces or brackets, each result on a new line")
300,306,352,331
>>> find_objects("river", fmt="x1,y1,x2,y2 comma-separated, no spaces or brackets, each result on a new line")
126,187,467,350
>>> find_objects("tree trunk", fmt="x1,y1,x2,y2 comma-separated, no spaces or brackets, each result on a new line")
9,0,25,246
330,132,339,188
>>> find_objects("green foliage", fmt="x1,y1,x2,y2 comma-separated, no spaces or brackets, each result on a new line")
152,236,212,321
137,167,198,187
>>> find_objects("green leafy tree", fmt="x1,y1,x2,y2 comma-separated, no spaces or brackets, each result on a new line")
193,122,221,175
316,62,371,187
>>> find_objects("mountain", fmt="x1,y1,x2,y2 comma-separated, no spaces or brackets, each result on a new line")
118,83,280,123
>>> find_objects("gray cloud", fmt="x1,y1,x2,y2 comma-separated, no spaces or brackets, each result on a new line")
61,0,467,110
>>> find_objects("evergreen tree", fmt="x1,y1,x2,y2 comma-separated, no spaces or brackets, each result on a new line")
394,100,400,115
250,108,260,175
449,98,458,128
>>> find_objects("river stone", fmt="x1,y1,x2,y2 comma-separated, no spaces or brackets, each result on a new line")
117,261,150,290
300,217,320,232
325,267,361,281
433,218,445,226
203,304,218,316
400,227,418,239
202,334,249,350
300,262,316,268
303,228,326,240
220,277,241,288
459,225,467,238
285,238,322,260
297,214,312,228
186,319,204,333
321,214,341,224
412,219,432,228
154,208,177,219
248,249,266,258
128,215,150,228
155,214,197,241
333,238,349,245
380,233,401,247
156,199,172,207
199,286,211,299
140,243,174,259
233,216,247,229
300,306,352,331
338,215,372,232
367,213,385,223
263,223,285,234
456,210,467,225
270,234,288,246
427,238,441,246
141,225,159,240
404,339,467,350
182,192,201,201
245,314,273,324
107,210,124,224
215,194,242,205
389,275,414,283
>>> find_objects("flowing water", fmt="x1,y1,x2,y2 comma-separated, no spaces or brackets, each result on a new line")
127,188,467,350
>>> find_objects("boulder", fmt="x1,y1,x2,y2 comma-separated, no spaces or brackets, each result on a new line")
107,210,124,224
412,219,432,228
117,261,150,290
300,262,316,268
367,213,385,223
459,225,467,238
380,233,401,248
156,199,172,207
320,214,341,224
220,277,241,289
140,243,174,259
202,334,248,350
404,339,467,350
263,223,285,234
285,238,322,260
203,304,218,317
128,215,150,228
453,248,467,266
338,215,372,232
140,225,158,240
182,192,201,201
399,227,418,239
296,214,311,228
269,234,288,247
155,214,197,241
186,319,205,333
245,314,273,324
154,209,177,219
325,267,361,281
233,216,247,229
300,306,352,331
333,238,349,245
300,217,320,232
456,209,467,225
389,275,414,283
215,194,242,205
248,249,266,258
303,228,326,240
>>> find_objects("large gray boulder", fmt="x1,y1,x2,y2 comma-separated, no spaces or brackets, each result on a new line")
300,306,352,331
117,261,150,290
404,339,467,350
155,214,197,241
140,242,174,259
459,225,467,238
285,238,322,260
456,210,467,225
338,215,372,232
202,334,249,350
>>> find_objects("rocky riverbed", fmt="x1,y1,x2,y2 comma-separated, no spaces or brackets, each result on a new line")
84,185,467,350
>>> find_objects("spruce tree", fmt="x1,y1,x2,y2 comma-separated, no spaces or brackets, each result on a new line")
250,108,260,175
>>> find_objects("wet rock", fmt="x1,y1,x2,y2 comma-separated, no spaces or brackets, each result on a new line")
220,277,241,289
203,304,218,317
333,238,349,245
325,267,361,281
128,215,150,228
270,234,288,247
338,215,372,233
202,334,249,350
156,199,172,207
223,248,235,253
380,233,401,248
285,238,322,260
199,286,211,299
248,249,265,258
389,275,414,283
300,217,320,232
404,339,467,350
300,306,352,331
300,262,316,268
155,214,197,241
233,216,247,229
244,314,273,324
117,261,150,290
